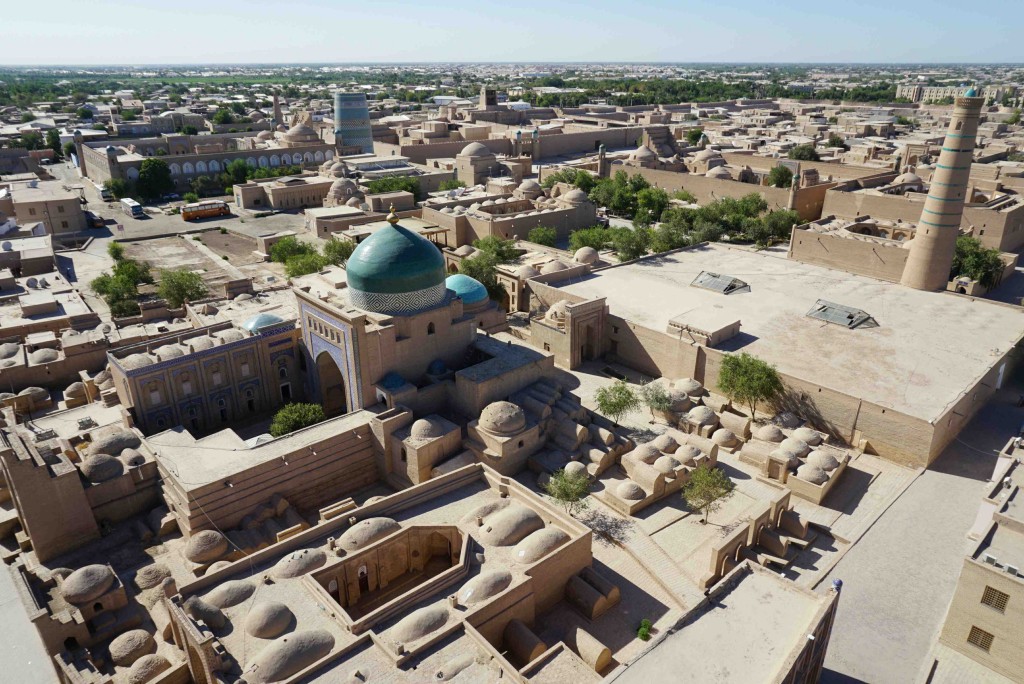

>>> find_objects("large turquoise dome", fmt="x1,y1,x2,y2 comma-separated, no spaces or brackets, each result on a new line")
346,211,446,314
445,274,488,305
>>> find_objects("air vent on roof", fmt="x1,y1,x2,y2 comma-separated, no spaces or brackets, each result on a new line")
806,299,878,329
691,271,750,295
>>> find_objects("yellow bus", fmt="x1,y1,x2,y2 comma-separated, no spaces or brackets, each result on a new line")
181,200,230,221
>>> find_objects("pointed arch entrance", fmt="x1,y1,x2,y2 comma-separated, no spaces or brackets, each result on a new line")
316,351,347,416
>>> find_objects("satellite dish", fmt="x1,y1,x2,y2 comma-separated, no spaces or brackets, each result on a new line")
1,242,11,251
26,277,38,288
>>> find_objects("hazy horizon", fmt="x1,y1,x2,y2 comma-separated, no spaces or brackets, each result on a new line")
5,0,1022,66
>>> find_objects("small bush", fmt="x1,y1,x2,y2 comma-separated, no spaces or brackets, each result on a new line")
219,227,228,234
637,618,653,641
269,403,325,437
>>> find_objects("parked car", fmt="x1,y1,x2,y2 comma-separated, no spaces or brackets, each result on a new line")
162,193,180,202
84,211,105,228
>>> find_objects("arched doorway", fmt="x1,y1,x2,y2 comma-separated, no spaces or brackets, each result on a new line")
316,352,347,416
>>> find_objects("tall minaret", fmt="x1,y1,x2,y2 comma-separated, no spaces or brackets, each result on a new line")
900,88,985,291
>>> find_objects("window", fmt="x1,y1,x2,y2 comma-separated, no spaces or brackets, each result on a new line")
29,208,37,216
967,626,993,652
211,370,223,386
543,343,550,351
57,205,65,213
278,365,288,379
181,378,192,395
61,221,68,228
240,362,251,377
149,389,162,405
982,586,1009,613
427,322,436,335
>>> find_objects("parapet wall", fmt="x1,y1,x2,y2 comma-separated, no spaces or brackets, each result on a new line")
787,228,909,283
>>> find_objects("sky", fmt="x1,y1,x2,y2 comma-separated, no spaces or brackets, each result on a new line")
4,0,1023,66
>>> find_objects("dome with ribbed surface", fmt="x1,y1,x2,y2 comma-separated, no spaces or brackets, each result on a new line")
445,274,489,305
346,210,447,314
242,313,284,333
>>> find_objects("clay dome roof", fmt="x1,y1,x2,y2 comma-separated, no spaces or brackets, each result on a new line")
89,429,141,456
256,130,274,141
561,188,589,204
479,401,526,435
121,353,155,370
453,244,478,257
272,548,327,579
345,196,362,207
217,329,245,343
246,601,294,639
540,259,569,274
654,455,682,474
154,344,184,360
459,142,491,157
616,480,645,500
61,564,115,604
29,348,58,364
339,517,400,551
393,606,449,644
796,462,828,485
677,445,701,465
632,443,661,464
345,213,446,313
755,424,785,442
65,381,86,398
712,428,739,447
779,437,811,458
283,122,318,142
126,654,171,684
676,378,703,396
573,246,599,264
205,579,255,608
0,342,19,359
109,629,155,667
329,178,357,195
513,527,570,564
458,570,512,605
564,461,588,478
706,166,732,179
184,529,229,563
516,264,541,279
695,149,721,162
120,448,146,467
518,179,542,192
445,273,489,305
894,172,922,184
772,449,800,469
80,453,125,482
411,418,445,440
807,449,840,471
652,434,679,453
189,336,216,352
478,504,543,545
328,161,346,177
792,426,822,446
687,405,717,426
249,630,335,682
545,300,569,322
630,145,657,161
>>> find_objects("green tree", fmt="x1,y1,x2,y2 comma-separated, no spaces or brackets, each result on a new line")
365,176,423,200
285,253,329,278
190,175,221,197
639,381,672,422
212,108,234,125
182,192,199,204
472,236,518,263
682,464,735,524
438,179,467,191
158,268,208,306
458,251,503,299
788,144,820,162
107,241,126,261
62,141,76,159
136,158,174,200
269,403,326,437
718,352,783,420
1007,109,1021,125
113,258,153,285
121,109,137,121
594,380,639,426
827,133,847,150
45,129,62,160
951,235,1004,288
763,210,801,241
528,225,557,247
180,125,199,135
686,128,704,146
76,107,93,119
634,187,670,227
543,469,591,517
766,166,793,189
269,236,316,263
672,189,697,203
225,158,250,184
610,227,650,261
323,237,355,266
541,168,596,193
19,131,43,150
569,226,612,252
104,178,129,200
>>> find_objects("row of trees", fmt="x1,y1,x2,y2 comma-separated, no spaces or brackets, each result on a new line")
456,236,520,299
102,157,305,203
952,235,1004,288
92,242,208,316
268,235,356,278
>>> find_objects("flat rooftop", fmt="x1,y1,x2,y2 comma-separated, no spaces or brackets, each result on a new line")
612,564,831,684
553,244,1024,421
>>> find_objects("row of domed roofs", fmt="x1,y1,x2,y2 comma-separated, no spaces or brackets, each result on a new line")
116,315,285,370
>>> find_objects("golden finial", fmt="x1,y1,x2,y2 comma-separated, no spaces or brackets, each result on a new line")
386,204,398,225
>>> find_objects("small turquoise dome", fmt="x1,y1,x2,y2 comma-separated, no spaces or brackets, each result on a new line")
379,372,406,390
346,211,446,314
964,87,977,97
242,313,284,332
445,274,488,305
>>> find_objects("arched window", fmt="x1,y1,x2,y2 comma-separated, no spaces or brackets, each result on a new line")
427,322,436,335
278,365,288,379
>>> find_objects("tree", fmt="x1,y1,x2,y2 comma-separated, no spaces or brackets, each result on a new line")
472,236,518,263
594,380,639,427
323,237,355,266
76,107,93,119
104,178,129,200
182,192,199,204
718,352,783,420
285,253,329,278
541,168,596,193
62,141,76,159
180,125,199,135
610,226,650,261
672,189,697,203
1007,109,1021,126
158,268,208,306
788,144,820,162
951,235,1003,288
827,133,848,150
212,108,234,125
269,403,326,437
18,131,43,150
438,179,466,191
190,175,221,197
45,129,62,160
113,258,153,285
528,225,557,247
569,226,611,252
365,176,423,200
458,251,502,299
225,158,250,184
107,241,126,261
543,469,591,517
682,464,735,524
639,381,672,422
766,166,793,189
634,187,670,228
269,236,316,263
136,158,174,200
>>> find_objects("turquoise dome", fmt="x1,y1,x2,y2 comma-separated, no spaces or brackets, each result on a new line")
964,87,978,97
445,274,488,305
346,211,446,314
242,312,284,332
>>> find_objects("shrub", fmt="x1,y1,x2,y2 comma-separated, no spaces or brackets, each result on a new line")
543,469,591,517
285,253,329,278
107,241,125,261
472,236,518,263
594,380,639,426
323,237,356,266
269,236,316,263
158,268,208,307
788,144,820,162
183,192,199,204
528,225,557,247
766,165,793,189
569,226,611,252
637,618,653,641
438,179,466,191
269,403,325,437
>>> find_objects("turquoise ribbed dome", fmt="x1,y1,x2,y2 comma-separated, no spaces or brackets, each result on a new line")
445,274,488,305
346,216,445,296
242,312,284,332
964,87,978,97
